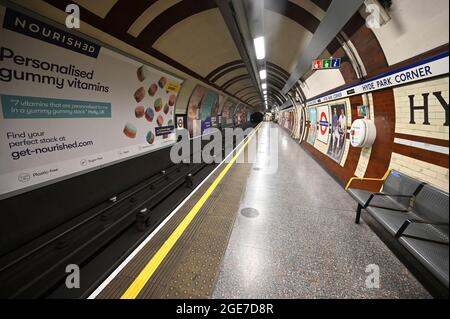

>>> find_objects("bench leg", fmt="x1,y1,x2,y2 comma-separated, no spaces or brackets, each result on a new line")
355,204,363,224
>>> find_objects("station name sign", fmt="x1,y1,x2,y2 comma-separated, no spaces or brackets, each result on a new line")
312,58,341,70
307,53,449,106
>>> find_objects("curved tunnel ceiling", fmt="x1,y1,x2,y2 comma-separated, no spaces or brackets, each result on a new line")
41,0,338,110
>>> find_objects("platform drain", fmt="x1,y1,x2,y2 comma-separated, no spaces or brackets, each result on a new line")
240,207,259,218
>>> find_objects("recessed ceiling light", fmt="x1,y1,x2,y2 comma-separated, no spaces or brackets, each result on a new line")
259,69,267,80
253,36,265,60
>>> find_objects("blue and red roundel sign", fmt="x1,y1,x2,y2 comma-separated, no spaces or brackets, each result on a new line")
319,111,329,135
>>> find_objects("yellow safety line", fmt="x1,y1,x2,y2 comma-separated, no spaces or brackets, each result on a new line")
121,124,261,299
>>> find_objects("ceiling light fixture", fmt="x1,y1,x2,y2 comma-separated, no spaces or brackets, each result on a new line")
259,69,267,80
253,36,265,60
262,83,267,90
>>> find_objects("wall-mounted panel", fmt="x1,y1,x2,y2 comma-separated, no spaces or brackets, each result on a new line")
0,5,182,198
327,102,348,163
307,107,317,145
221,99,236,127
186,85,219,138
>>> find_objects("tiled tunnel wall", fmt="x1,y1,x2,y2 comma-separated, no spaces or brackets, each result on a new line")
283,4,449,192
1,0,447,256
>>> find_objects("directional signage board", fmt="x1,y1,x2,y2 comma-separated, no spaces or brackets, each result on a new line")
307,53,449,106
313,58,341,70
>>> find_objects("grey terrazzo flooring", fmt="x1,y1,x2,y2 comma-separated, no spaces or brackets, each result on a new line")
212,122,431,299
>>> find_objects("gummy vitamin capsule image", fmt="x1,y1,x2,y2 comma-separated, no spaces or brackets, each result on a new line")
146,130,155,144
145,107,155,122
134,87,145,103
157,115,164,126
154,98,163,112
137,65,149,82
135,106,145,118
158,77,167,89
169,94,177,106
148,83,158,97
123,123,137,138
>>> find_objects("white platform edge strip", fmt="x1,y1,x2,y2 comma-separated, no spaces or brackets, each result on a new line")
87,128,257,299
394,138,449,155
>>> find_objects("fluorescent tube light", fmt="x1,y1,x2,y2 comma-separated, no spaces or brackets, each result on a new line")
253,36,265,60
259,69,267,80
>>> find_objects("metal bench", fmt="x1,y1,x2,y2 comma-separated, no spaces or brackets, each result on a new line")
346,170,425,225
346,170,449,289
395,184,449,289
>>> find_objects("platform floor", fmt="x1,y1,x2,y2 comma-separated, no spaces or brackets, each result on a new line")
213,122,430,298
93,128,255,299
92,122,431,299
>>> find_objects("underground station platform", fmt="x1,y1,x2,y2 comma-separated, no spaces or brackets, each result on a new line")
0,0,448,316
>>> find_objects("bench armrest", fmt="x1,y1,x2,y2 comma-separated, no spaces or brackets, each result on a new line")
395,219,450,238
363,193,414,208
345,169,392,191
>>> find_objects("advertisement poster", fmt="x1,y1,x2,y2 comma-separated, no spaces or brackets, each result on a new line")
0,6,182,198
221,99,235,127
327,103,347,163
233,104,241,126
210,94,224,128
281,111,293,131
234,104,247,126
187,85,219,138
316,105,330,144
242,110,248,125
288,111,294,131
217,95,226,118
231,103,240,125
299,108,305,141
307,108,317,145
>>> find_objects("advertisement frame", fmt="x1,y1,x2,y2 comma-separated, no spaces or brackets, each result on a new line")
186,84,220,138
0,2,185,200
307,107,317,145
326,102,348,163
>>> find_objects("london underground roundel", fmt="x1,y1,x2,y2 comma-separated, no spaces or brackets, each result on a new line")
177,117,184,128
319,111,328,135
